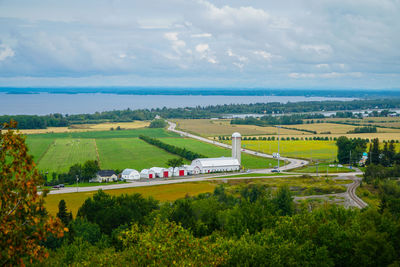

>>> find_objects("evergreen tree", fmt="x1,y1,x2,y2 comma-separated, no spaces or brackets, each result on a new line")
371,138,381,165
57,199,72,226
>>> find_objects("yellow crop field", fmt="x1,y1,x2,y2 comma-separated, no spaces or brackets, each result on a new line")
174,119,303,137
45,182,216,216
239,140,338,161
19,121,150,134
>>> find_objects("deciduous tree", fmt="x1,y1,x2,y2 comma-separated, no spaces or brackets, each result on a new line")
0,121,64,266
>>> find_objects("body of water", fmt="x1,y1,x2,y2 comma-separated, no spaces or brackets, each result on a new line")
0,93,355,115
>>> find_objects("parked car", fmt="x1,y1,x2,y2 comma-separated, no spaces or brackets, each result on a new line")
52,185,60,189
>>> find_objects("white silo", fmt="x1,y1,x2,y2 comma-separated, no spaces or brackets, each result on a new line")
232,132,242,164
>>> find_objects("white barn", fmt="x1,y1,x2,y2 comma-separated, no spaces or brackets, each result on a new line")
190,157,240,174
121,169,140,181
150,167,172,178
169,167,187,177
140,169,155,179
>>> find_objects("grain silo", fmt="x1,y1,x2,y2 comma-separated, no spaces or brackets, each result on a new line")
231,132,241,165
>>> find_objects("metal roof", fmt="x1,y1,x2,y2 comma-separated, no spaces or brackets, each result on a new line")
192,157,240,167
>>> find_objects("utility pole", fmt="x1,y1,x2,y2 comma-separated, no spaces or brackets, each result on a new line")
278,125,280,170
76,175,79,193
349,150,352,167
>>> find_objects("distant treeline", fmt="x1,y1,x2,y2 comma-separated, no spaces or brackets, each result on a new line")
348,126,377,134
139,135,205,161
2,98,400,129
231,114,324,126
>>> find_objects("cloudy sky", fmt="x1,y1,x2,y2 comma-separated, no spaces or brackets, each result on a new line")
0,0,399,89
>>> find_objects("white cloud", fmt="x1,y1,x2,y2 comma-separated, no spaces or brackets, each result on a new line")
195,43,209,53
253,50,273,60
0,45,15,61
289,72,363,79
191,33,212,38
164,32,186,55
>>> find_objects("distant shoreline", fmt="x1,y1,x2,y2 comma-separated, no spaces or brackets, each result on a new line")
1,87,399,98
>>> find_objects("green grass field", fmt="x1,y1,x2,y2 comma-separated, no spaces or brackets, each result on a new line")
237,140,337,161
37,139,98,173
96,138,189,170
27,128,178,139
25,137,54,162
162,137,278,169
290,164,355,173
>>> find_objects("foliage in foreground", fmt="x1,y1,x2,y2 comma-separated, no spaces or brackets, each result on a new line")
34,182,400,267
0,121,64,266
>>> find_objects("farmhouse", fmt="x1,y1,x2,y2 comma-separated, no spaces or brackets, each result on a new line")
121,169,140,181
91,170,117,183
140,169,155,179
190,157,240,174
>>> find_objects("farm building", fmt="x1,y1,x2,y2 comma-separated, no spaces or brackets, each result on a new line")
121,169,140,181
91,170,117,183
183,165,195,175
150,167,172,178
140,169,155,179
170,167,187,177
190,157,240,174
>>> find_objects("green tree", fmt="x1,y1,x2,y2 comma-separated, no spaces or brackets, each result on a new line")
166,157,184,168
273,185,294,216
149,119,167,128
56,199,73,226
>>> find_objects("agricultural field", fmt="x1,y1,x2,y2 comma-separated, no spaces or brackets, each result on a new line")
25,128,181,174
44,182,216,216
25,137,54,162
174,119,303,137
96,138,189,171
37,139,98,173
309,117,400,129
287,123,357,134
174,118,400,141
26,127,177,139
19,121,150,134
231,140,338,161
162,137,278,169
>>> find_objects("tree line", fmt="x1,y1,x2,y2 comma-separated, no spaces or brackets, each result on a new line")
2,98,400,129
139,135,205,161
230,113,325,126
43,160,101,186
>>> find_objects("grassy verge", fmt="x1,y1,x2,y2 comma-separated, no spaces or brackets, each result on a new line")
212,173,299,178
220,176,348,197
356,183,380,208
289,164,355,173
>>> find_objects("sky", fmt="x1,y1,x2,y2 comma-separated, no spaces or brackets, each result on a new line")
0,0,399,89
